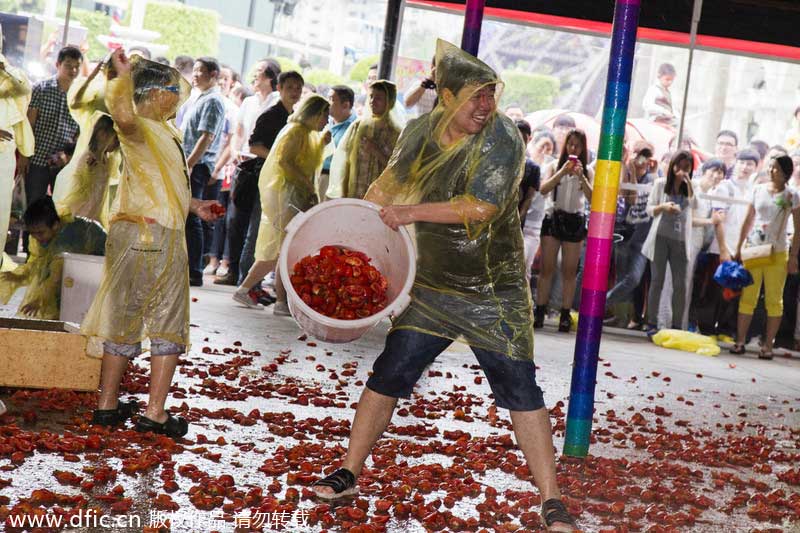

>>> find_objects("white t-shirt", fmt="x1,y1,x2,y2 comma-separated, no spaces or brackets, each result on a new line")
693,179,737,254
542,159,593,215
747,184,800,252
236,93,272,152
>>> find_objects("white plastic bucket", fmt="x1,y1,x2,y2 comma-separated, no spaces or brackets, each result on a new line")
60,253,104,325
279,199,416,343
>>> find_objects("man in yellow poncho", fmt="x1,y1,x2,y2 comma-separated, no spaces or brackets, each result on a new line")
0,40,34,264
52,59,122,227
0,197,106,319
311,40,577,532
233,95,330,315
82,50,221,439
327,80,400,200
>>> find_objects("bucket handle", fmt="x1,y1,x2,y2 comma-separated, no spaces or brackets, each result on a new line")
283,203,308,236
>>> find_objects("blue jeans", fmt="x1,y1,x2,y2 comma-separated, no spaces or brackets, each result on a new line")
209,189,228,260
239,195,261,284
606,222,650,306
186,164,217,281
366,329,545,411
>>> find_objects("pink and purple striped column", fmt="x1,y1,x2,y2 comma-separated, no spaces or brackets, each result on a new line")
564,0,641,458
460,0,485,56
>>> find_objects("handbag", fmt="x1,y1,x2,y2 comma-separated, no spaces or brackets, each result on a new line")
740,243,774,267
741,197,790,268
231,157,264,210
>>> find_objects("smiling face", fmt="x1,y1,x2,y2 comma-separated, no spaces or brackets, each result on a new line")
448,84,496,137
715,135,737,161
703,167,724,186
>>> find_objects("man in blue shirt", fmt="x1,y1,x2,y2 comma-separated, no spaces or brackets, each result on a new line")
319,85,355,201
182,57,226,286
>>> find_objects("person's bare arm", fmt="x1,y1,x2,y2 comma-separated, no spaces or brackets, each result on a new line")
404,82,428,108
789,207,800,274
186,132,215,170
70,61,104,109
104,50,138,137
379,198,498,230
249,144,269,159
518,188,535,218
735,205,756,260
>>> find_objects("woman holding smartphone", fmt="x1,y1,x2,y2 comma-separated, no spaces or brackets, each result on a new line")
641,150,697,335
535,128,593,332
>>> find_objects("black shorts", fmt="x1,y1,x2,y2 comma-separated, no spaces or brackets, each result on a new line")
366,329,545,411
541,212,587,243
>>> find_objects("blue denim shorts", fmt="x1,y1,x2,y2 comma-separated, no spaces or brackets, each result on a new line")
366,329,545,411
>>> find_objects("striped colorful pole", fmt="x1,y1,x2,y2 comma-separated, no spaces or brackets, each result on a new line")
564,0,641,458
460,0,485,56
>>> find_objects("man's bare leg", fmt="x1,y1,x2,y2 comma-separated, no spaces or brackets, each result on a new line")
97,353,129,410
143,353,179,422
237,259,276,292
510,408,574,532
313,387,397,497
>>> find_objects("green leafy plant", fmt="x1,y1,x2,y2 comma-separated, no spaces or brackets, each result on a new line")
142,1,219,61
500,71,560,113
275,56,301,73
348,54,379,82
65,8,112,60
303,69,344,88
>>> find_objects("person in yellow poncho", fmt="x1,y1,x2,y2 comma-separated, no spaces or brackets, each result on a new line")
233,94,330,314
311,40,577,532
52,59,122,227
0,44,34,265
82,50,221,439
0,197,106,319
326,80,400,200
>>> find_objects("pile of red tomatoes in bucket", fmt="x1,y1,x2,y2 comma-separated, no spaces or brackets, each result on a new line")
290,245,389,320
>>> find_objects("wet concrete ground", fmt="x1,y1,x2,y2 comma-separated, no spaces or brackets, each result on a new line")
0,280,799,532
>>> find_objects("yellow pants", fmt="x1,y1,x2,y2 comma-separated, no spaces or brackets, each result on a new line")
740,251,788,317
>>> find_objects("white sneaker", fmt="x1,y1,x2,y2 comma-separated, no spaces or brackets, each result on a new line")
203,263,218,275
0,400,6,416
216,264,229,277
233,289,263,309
264,271,276,289
273,301,291,316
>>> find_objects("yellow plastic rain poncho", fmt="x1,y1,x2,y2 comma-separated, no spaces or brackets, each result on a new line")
0,55,34,252
0,216,106,320
81,56,193,349
327,80,401,199
255,94,329,262
367,39,532,360
52,69,122,227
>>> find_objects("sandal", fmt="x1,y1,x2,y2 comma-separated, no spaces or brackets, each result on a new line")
91,399,140,426
758,347,774,360
541,498,578,531
135,413,189,439
311,468,358,500
729,343,746,355
558,309,572,333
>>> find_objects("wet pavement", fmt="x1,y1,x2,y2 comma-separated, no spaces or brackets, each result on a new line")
0,280,799,532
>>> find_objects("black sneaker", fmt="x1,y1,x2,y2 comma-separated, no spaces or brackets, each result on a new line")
533,304,547,329
255,287,276,306
558,308,572,332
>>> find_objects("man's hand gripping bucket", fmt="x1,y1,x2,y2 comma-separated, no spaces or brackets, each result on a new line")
279,199,416,343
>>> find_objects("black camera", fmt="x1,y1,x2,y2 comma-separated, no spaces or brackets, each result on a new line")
421,78,436,90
